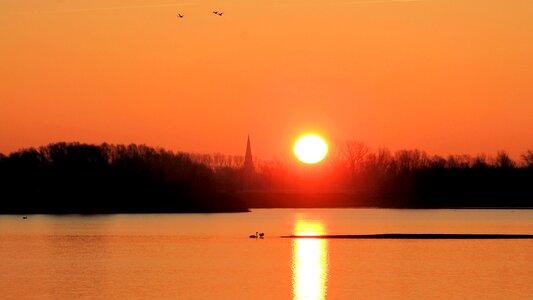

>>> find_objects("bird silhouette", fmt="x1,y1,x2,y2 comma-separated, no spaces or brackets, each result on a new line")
177,14,184,18
213,11,218,14
217,12,223,16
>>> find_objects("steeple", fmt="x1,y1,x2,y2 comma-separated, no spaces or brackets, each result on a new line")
244,135,254,172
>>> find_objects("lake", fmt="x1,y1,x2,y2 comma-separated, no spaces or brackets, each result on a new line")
1,209,533,299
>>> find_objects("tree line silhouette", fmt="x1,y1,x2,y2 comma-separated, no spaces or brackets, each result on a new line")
325,142,533,208
238,142,533,208
1,142,532,213
0,143,247,214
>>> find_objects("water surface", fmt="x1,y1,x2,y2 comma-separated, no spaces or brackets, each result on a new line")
1,209,532,299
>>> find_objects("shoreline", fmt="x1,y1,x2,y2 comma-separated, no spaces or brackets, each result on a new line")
281,233,533,239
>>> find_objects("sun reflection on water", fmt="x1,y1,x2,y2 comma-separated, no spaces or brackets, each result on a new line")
292,220,329,300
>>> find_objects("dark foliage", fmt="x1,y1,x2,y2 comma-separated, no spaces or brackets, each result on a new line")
244,144,533,208
1,141,532,213
0,143,248,214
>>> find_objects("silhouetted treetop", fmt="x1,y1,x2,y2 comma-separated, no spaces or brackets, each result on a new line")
0,142,250,214
1,142,532,212
521,150,533,168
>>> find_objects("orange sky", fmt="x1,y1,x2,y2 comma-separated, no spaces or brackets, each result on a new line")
1,0,532,159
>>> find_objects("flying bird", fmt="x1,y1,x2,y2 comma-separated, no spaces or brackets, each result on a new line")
217,12,223,16
177,13,184,18
213,11,218,14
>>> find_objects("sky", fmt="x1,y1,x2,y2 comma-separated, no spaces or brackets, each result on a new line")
1,0,532,160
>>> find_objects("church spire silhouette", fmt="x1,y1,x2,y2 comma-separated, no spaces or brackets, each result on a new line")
244,135,254,172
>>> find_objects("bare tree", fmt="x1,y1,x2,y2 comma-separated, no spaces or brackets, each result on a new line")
364,147,393,174
494,151,515,169
342,140,369,175
472,153,489,169
521,150,533,168
446,154,472,169
395,149,430,171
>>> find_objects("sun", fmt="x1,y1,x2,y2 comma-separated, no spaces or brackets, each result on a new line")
293,134,329,164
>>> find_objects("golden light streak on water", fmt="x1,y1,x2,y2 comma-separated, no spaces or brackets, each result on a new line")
292,220,329,300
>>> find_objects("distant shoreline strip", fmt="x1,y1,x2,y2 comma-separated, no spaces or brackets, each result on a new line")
281,234,533,239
